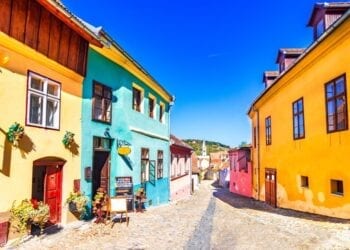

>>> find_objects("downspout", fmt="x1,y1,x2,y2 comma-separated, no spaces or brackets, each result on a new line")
256,108,261,200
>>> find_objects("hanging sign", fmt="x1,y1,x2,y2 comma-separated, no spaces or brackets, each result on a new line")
117,139,132,155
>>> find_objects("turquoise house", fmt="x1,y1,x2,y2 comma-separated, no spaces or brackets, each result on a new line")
80,25,173,213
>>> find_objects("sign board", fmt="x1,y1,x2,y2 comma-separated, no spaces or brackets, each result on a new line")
118,146,131,156
110,197,127,212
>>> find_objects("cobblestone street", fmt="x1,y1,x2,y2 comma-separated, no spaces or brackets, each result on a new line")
9,180,350,250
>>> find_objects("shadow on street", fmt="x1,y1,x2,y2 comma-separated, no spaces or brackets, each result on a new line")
211,181,350,224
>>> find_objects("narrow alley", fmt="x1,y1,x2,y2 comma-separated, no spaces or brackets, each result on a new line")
12,180,350,250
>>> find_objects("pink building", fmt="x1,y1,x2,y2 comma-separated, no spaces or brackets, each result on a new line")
170,135,192,201
229,146,252,198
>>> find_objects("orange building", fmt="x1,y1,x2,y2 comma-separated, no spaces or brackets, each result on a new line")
248,2,350,218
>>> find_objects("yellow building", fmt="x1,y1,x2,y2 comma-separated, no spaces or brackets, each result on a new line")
0,0,101,225
248,3,350,219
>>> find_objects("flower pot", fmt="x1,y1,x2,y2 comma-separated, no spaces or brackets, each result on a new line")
68,202,78,213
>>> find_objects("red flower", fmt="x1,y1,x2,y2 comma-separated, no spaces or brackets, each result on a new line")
30,198,39,209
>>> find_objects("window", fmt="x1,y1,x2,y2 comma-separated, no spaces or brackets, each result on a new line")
325,75,348,133
171,154,175,178
315,18,325,39
157,150,163,179
141,148,149,183
301,176,309,188
92,81,111,123
159,103,164,123
293,98,305,139
133,87,142,112
331,179,344,196
149,97,155,118
265,116,272,145
26,71,61,129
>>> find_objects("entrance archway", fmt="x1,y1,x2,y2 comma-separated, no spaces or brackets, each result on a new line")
32,157,66,225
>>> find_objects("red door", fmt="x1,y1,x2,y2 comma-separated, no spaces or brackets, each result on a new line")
45,166,62,224
265,169,277,207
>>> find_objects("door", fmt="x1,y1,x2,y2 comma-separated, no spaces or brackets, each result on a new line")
45,165,62,224
265,169,276,207
92,151,110,197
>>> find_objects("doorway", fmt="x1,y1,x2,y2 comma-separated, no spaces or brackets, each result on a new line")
265,168,277,207
92,151,110,197
32,158,65,225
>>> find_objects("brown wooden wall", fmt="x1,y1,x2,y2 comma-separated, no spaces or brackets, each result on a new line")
0,0,88,76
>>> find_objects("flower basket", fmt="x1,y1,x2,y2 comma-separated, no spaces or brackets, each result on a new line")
62,131,75,148
66,192,88,219
6,122,24,147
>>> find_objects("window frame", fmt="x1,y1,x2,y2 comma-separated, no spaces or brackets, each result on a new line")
159,102,165,123
26,71,61,130
149,95,155,119
330,179,344,196
157,150,164,179
92,81,112,124
141,148,149,183
325,74,348,133
132,86,143,113
292,98,305,140
300,176,309,188
265,116,272,145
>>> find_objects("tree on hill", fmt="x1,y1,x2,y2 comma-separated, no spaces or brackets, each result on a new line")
183,139,230,155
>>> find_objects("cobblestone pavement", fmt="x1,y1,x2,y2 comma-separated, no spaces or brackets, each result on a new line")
7,180,350,250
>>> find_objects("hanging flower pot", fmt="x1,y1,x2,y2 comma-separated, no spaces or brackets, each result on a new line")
62,131,75,148
6,122,24,147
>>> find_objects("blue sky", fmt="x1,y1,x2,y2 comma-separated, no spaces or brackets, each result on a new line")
63,0,325,147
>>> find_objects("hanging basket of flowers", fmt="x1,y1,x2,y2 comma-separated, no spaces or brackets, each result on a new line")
6,122,24,147
62,131,75,148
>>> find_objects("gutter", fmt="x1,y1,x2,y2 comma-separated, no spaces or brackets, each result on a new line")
247,8,350,116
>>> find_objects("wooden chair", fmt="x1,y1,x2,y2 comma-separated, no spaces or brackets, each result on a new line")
108,197,129,228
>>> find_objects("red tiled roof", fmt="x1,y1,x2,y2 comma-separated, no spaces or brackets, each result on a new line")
170,134,193,150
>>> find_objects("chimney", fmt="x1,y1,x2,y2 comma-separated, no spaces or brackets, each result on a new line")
276,48,305,73
262,71,279,88
307,2,350,40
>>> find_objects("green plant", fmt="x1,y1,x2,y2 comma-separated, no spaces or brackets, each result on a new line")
62,131,75,148
9,199,33,234
28,201,49,233
9,199,49,236
7,122,24,147
66,191,88,219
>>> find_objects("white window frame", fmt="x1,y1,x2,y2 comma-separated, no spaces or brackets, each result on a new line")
148,94,156,119
132,83,144,113
159,102,165,123
26,71,61,129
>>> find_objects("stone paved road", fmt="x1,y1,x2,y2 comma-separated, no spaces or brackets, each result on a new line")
8,180,350,250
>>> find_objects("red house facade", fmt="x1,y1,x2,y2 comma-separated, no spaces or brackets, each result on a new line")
170,135,192,201
229,146,252,198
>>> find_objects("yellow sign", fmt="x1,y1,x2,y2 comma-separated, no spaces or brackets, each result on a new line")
118,146,131,155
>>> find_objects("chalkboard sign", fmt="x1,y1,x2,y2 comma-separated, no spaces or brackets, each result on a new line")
115,176,133,211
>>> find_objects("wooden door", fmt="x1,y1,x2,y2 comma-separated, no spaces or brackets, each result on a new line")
265,169,277,207
92,151,110,197
45,166,62,224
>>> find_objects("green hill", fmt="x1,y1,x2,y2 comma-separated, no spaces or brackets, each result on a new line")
183,139,230,155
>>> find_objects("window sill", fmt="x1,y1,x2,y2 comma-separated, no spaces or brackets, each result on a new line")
331,193,344,197
92,119,111,125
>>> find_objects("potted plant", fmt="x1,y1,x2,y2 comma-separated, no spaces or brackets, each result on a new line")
66,191,88,219
92,187,108,223
28,199,49,234
62,131,75,148
6,122,24,147
9,199,49,236
9,199,33,235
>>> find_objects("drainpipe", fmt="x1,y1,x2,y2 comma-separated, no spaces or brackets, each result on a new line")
255,108,261,201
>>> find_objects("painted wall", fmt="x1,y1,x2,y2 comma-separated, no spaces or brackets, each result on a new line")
249,17,350,218
170,145,192,201
229,150,252,197
81,47,171,209
0,34,82,224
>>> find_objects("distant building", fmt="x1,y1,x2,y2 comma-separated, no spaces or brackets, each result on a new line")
229,146,252,197
170,135,192,201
